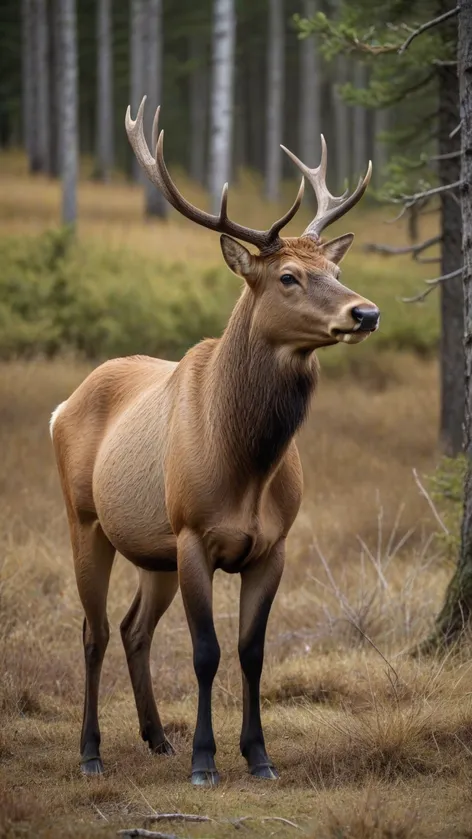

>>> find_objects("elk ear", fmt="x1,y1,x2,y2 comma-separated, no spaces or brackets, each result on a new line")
220,234,255,281
320,233,354,265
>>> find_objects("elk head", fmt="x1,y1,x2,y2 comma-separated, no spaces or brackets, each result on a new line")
126,97,380,352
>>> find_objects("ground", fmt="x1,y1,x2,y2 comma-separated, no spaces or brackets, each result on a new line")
1,159,471,839
2,357,472,839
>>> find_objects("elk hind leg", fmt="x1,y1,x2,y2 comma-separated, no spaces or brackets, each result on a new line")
120,568,178,754
72,517,115,776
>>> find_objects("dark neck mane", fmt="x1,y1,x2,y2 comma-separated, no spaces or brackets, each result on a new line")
209,291,318,476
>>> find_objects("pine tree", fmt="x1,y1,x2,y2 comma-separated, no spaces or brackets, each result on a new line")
296,0,463,458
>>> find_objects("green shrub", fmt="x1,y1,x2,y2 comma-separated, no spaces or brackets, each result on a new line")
0,228,241,360
0,228,439,364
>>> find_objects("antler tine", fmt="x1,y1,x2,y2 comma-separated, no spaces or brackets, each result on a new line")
126,97,304,251
268,177,305,240
219,182,229,222
151,105,160,157
125,96,168,197
281,135,372,240
153,114,304,252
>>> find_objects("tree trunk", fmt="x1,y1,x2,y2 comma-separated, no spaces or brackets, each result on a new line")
143,0,167,218
29,0,50,173
47,0,61,177
416,0,471,654
265,0,284,201
438,0,465,457
333,56,350,190
96,0,114,181
189,32,208,185
59,0,78,227
22,0,34,161
130,0,144,182
299,0,321,169
353,61,368,179
209,0,236,214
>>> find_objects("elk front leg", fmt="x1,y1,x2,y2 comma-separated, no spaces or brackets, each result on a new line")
178,529,220,787
238,541,284,779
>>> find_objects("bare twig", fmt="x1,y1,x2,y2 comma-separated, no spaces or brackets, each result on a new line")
398,6,459,55
430,149,461,162
118,831,179,839
450,120,463,138
412,467,449,534
402,267,463,303
345,619,401,701
433,59,458,66
363,235,440,258
230,816,302,830
146,815,212,825
392,180,463,208
121,813,302,838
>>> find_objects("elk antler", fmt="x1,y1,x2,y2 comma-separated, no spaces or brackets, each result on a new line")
125,96,305,254
281,135,372,241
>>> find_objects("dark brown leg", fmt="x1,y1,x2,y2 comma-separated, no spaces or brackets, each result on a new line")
120,569,178,754
238,541,284,779
178,529,220,787
71,517,115,775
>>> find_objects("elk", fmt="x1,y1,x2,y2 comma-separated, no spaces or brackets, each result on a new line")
50,96,379,787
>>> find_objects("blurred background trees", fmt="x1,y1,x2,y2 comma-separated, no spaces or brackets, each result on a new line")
0,0,466,453
1,0,396,206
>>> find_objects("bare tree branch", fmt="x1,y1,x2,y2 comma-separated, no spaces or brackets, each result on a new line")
402,267,463,303
433,59,458,66
363,235,441,258
450,120,463,138
392,180,463,208
398,6,459,55
430,149,462,162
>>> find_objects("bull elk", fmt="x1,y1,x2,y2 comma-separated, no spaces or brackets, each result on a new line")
50,97,379,786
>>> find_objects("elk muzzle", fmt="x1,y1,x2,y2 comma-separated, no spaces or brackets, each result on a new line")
329,302,380,344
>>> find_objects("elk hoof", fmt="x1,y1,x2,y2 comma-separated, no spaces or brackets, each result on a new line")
250,763,279,780
81,758,104,776
153,738,175,756
191,769,220,787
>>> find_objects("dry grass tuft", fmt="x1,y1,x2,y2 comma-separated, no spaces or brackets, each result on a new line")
0,784,43,839
318,792,421,839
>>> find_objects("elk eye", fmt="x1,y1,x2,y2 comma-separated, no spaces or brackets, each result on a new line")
280,273,298,286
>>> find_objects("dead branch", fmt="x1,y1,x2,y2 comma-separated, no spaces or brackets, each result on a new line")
402,267,462,303
229,816,302,830
146,814,212,824
120,813,302,837
363,235,440,258
398,6,459,55
430,149,461,162
118,831,179,839
392,180,463,208
450,120,463,138
433,59,458,66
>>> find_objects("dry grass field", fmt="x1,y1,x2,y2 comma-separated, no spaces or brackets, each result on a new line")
1,156,472,839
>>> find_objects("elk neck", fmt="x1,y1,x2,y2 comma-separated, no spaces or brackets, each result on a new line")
207,288,319,478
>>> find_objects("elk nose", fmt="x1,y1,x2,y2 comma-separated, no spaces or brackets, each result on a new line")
351,305,380,331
